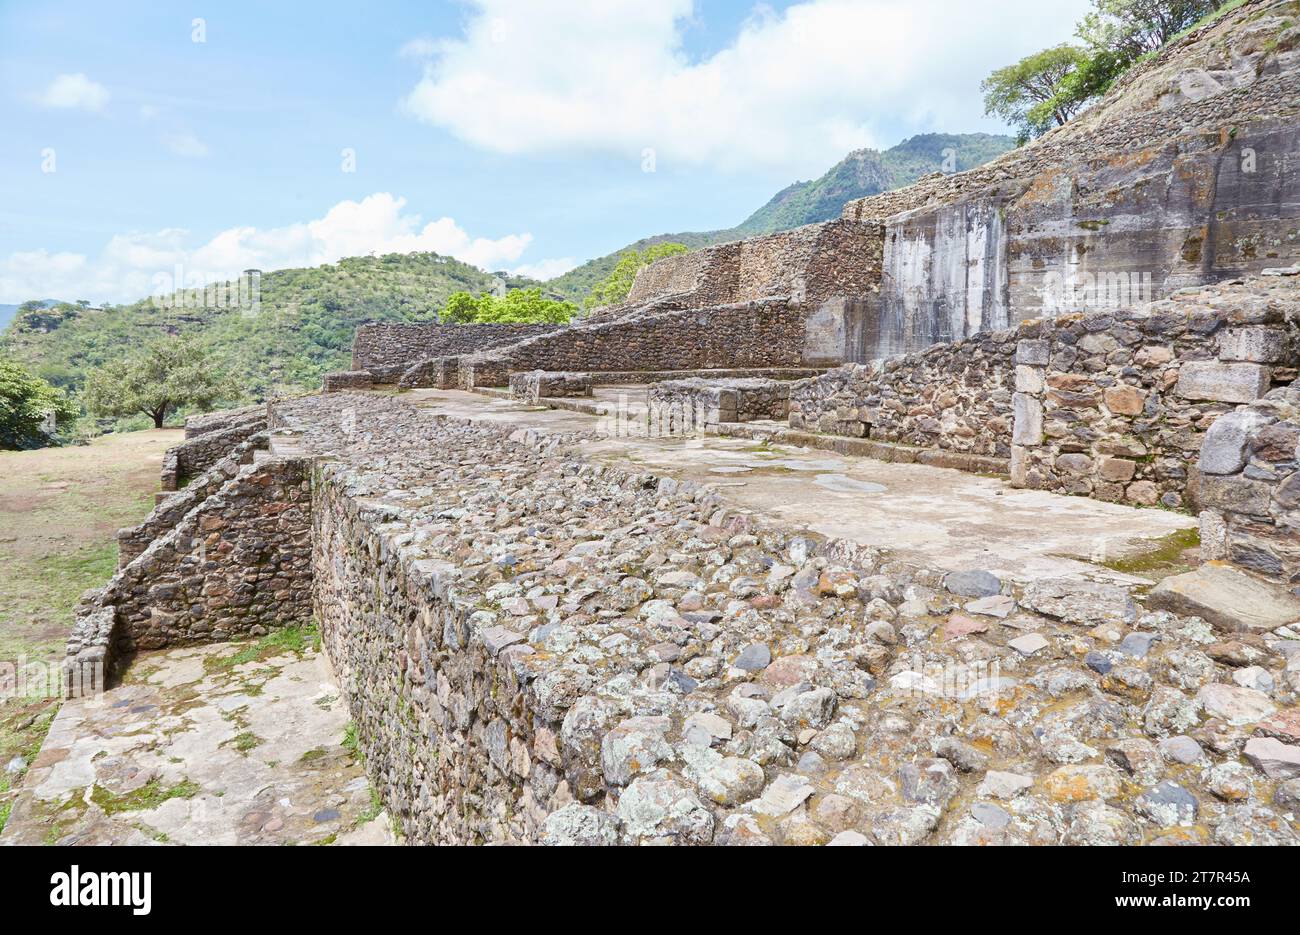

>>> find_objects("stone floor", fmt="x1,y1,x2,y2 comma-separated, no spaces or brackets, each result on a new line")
0,641,395,846
398,387,1196,586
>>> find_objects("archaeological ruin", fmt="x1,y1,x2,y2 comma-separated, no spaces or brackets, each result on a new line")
15,0,1300,846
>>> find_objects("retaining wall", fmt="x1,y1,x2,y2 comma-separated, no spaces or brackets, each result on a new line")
1198,379,1300,583
352,322,564,380
791,277,1298,508
460,299,809,388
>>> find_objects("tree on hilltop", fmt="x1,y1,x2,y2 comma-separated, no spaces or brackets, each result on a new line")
982,0,1233,142
82,337,240,429
981,45,1088,142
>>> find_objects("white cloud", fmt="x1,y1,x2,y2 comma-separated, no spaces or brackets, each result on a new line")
36,73,110,112
0,193,560,303
511,257,578,281
400,0,1090,174
162,132,210,157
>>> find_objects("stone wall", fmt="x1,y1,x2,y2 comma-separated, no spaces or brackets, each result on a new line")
122,432,269,567
460,299,809,387
323,370,375,393
67,453,312,696
648,378,791,434
1198,379,1300,583
161,410,267,491
792,277,1298,508
628,222,883,312
352,322,564,380
509,370,593,403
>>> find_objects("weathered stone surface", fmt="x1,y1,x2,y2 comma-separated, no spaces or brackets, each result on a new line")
541,804,620,845
1175,361,1271,404
1195,684,1276,727
1149,564,1300,633
1242,737,1300,780
1200,410,1276,475
943,570,1001,598
1218,326,1287,363
1021,579,1137,627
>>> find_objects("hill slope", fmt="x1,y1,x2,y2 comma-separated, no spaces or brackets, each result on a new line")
1,254,533,399
544,132,1015,302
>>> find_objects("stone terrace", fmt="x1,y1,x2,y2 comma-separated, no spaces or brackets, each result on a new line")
255,391,1300,845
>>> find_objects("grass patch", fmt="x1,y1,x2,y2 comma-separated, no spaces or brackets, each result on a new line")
230,731,262,753
299,747,328,763
1099,526,1201,577
342,722,360,759
89,778,200,815
203,622,319,673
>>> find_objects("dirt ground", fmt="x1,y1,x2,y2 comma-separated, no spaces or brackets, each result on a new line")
0,429,180,832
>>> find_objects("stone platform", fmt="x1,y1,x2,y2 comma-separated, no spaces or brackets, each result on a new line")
1,640,394,846
405,387,1195,586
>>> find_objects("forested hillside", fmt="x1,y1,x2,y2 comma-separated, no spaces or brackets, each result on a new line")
1,253,534,399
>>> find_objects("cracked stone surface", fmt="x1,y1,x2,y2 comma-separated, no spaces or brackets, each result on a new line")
0,642,394,846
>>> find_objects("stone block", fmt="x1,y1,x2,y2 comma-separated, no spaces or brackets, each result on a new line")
1103,385,1146,416
1016,339,1050,366
1198,509,1228,560
1149,564,1300,633
1217,327,1287,364
1175,361,1271,404
1097,456,1136,482
1198,473,1273,516
1199,409,1276,475
1011,393,1042,446
1014,365,1043,394
1010,445,1028,487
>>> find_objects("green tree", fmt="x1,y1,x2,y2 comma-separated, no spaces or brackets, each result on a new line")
1077,0,1228,62
441,288,574,324
82,337,239,428
0,356,78,449
981,45,1087,141
583,242,689,310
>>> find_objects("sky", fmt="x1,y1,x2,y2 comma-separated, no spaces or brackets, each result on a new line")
0,0,1092,304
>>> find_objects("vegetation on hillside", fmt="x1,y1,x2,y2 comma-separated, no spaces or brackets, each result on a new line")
544,133,1015,304
442,287,575,324
981,0,1240,142
1,252,537,402
584,243,689,309
0,356,78,450
82,337,241,428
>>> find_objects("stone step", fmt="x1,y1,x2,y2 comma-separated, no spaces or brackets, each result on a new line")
1148,562,1300,633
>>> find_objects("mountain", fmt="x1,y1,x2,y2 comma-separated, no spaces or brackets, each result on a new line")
1,254,533,399
544,132,1015,303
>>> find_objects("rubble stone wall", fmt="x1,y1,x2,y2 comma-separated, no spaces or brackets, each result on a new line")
1198,379,1300,584
122,432,269,568
792,278,1297,508
460,299,810,387
352,321,565,380
162,412,267,491
67,453,312,696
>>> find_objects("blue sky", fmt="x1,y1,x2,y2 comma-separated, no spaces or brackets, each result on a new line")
0,0,1090,303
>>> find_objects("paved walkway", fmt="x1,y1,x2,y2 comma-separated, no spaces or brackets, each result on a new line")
406,387,1196,586
0,640,394,846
